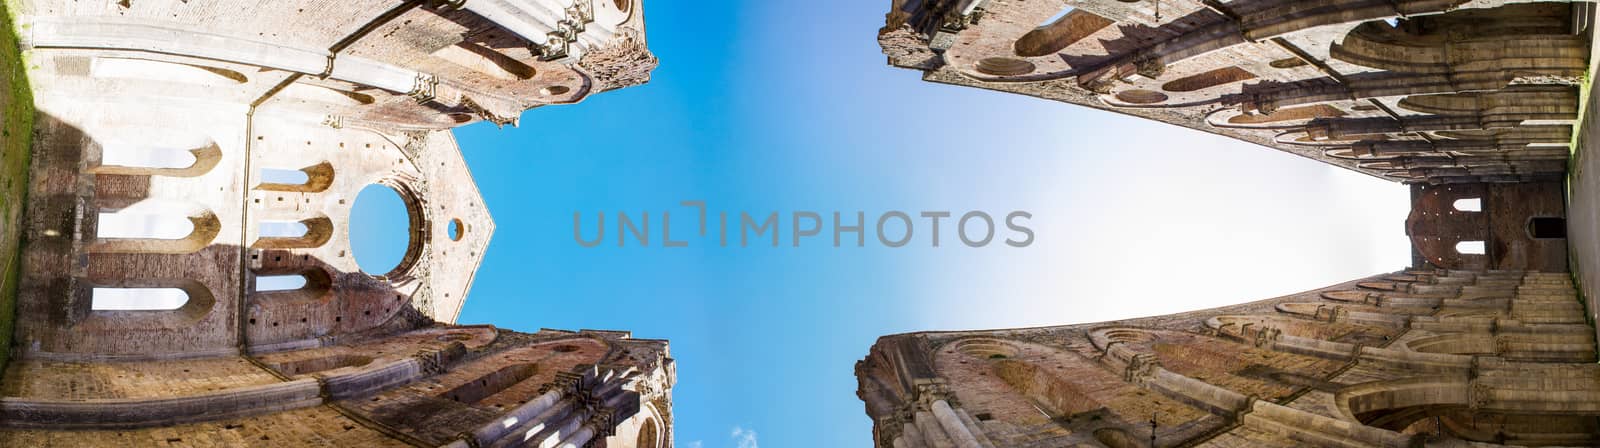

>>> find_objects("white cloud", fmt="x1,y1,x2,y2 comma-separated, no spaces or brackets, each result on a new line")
685,441,703,448
730,426,758,448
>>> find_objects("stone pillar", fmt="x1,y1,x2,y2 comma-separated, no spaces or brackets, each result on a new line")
900,422,928,448
460,0,558,44
914,410,955,448
467,390,564,445
953,408,997,448
1148,368,1250,416
528,409,590,448
930,400,981,448
489,397,577,448
554,425,596,448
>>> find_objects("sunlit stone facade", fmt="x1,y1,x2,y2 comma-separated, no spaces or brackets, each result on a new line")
0,1,672,446
861,1,1600,446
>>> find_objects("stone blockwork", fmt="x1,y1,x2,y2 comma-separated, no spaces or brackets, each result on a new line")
858,271,1600,447
879,0,1590,185
0,1,672,446
863,0,1600,446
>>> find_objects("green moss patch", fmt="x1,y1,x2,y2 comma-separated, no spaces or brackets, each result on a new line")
0,0,35,372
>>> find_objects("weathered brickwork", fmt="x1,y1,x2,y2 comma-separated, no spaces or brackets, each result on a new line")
0,1,672,446
862,1,1599,446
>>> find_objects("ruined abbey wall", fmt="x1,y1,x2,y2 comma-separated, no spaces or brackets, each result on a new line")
863,0,1600,446
859,270,1600,447
0,1,673,446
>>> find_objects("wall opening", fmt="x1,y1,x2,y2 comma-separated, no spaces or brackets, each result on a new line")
260,168,310,185
1456,241,1486,255
89,207,221,254
92,287,189,310
1040,6,1072,26
432,42,536,80
90,131,220,178
1452,198,1482,212
260,221,310,238
1269,57,1309,69
97,212,194,239
1227,104,1345,124
636,417,659,448
1114,89,1167,104
975,57,1036,76
257,162,334,192
90,57,247,85
350,184,416,275
447,218,464,241
279,82,375,106
1529,217,1566,239
1013,7,1113,57
271,354,374,376
440,363,537,404
252,217,333,249
255,274,309,292
101,144,197,169
1161,66,1256,92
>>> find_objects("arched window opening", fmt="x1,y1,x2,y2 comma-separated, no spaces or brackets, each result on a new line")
440,363,537,404
101,143,197,169
270,354,373,376
97,212,194,240
252,217,333,250
432,42,536,80
91,134,220,178
90,57,247,85
92,287,189,310
1040,6,1073,26
636,417,659,448
256,162,334,193
1226,104,1345,124
1456,241,1485,255
1530,217,1566,239
1161,66,1257,92
1452,198,1482,212
279,82,375,106
260,221,310,238
1013,7,1114,57
255,275,309,292
260,168,310,185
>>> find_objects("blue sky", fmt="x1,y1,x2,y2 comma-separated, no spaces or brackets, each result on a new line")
349,0,1413,446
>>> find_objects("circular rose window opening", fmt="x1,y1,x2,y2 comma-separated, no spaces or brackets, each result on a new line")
350,184,415,276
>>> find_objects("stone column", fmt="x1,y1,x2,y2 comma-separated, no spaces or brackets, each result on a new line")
953,408,997,448
900,422,928,448
466,390,564,445
914,410,955,448
553,425,596,448
525,409,589,448
930,400,981,448
488,397,577,448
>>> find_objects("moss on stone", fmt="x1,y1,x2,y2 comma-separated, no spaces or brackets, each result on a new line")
0,0,35,373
